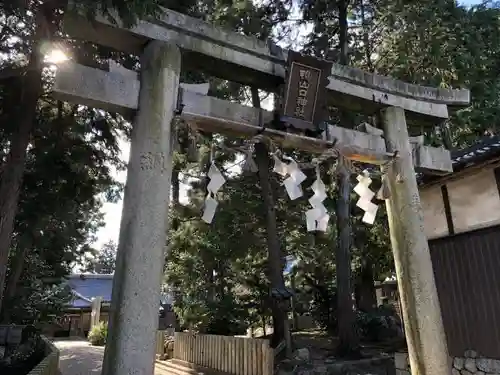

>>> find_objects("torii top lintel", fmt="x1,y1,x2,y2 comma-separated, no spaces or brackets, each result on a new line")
63,5,470,123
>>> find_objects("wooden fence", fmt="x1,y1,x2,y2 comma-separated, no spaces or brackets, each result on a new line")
173,332,273,375
156,328,176,358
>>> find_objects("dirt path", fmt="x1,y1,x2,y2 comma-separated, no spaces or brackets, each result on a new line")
56,339,104,375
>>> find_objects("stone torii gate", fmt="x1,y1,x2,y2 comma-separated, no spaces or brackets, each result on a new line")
53,6,470,375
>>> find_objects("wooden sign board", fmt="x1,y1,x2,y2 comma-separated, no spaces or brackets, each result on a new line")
282,51,332,131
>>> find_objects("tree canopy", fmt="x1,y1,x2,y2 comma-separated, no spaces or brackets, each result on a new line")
0,0,499,359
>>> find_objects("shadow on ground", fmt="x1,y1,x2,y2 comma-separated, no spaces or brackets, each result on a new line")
56,340,104,375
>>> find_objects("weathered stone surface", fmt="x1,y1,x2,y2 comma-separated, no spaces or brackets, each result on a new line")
294,348,310,362
465,350,478,359
381,107,449,375
54,62,207,114
327,77,449,119
476,371,484,375
54,63,343,155
53,62,140,115
329,63,470,106
395,370,410,375
464,358,477,373
454,357,465,370
416,145,453,174
62,3,470,120
452,369,460,375
394,352,409,370
53,62,454,174
460,370,472,375
325,125,389,165
477,358,500,373
100,41,181,375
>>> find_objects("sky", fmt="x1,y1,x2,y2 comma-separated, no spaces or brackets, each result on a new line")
93,0,484,249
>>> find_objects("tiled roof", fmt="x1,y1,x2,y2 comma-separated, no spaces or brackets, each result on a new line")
419,135,500,186
65,274,174,308
451,135,500,169
71,296,93,308
66,274,113,308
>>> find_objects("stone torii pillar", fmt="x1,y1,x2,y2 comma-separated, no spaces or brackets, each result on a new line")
90,296,103,329
381,107,450,375
101,41,180,375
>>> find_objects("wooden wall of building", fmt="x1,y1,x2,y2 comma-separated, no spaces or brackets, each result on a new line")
421,168,500,239
429,226,500,359
421,165,500,359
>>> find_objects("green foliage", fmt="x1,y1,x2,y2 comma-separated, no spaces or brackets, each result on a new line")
308,283,337,333
0,0,129,321
83,240,117,274
1,97,125,321
88,321,108,346
0,326,45,375
4,272,73,325
373,1,500,147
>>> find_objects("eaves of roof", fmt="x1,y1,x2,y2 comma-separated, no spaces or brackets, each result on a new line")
419,135,500,187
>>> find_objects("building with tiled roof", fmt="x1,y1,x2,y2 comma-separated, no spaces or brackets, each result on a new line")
52,274,176,337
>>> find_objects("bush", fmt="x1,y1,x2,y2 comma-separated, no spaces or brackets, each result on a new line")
356,306,403,342
88,322,108,346
309,286,337,334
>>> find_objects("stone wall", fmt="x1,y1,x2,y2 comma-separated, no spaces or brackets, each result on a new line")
395,350,500,375
27,336,60,375
452,350,500,375
394,352,411,375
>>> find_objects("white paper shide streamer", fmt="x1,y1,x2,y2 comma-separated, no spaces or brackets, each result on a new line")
272,154,288,177
273,155,307,200
242,147,258,173
354,170,378,225
305,167,330,232
202,162,226,223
